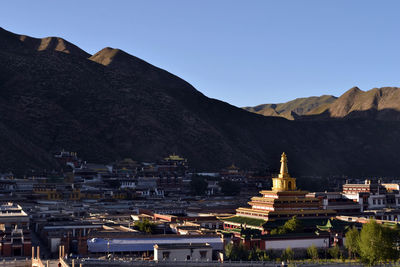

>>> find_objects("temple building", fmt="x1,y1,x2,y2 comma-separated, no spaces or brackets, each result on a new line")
222,153,336,232
0,203,31,257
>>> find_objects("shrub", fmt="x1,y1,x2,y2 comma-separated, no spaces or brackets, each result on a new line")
281,246,294,261
307,244,319,260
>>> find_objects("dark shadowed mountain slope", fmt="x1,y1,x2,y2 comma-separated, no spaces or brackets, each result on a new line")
2,27,400,176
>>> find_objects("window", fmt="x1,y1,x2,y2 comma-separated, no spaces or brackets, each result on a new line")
200,251,208,259
162,252,170,260
187,255,191,260
373,199,376,205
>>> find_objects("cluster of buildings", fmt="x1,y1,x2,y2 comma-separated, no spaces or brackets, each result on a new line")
0,151,269,203
1,151,400,262
220,153,400,254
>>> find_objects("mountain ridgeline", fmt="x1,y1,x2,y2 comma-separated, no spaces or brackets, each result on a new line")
1,27,400,176
243,95,337,120
244,86,400,120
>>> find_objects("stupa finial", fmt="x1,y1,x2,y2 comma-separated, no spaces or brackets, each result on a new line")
279,152,289,178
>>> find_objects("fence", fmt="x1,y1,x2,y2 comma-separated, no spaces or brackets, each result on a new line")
0,259,31,267
72,259,370,267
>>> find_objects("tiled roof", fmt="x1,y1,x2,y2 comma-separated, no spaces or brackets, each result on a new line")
219,216,266,227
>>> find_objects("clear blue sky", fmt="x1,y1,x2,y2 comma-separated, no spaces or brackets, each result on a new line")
1,1,400,107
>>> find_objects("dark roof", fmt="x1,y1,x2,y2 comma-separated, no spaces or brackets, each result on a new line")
317,219,360,232
263,218,329,230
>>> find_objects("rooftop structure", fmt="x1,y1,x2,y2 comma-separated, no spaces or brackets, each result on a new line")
342,179,400,212
87,234,223,254
0,202,29,228
0,203,31,257
308,192,362,215
154,243,213,261
223,153,336,231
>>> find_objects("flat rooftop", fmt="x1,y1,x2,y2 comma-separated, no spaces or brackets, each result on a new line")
154,243,210,249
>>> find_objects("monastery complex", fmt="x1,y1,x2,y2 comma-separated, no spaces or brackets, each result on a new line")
223,153,336,231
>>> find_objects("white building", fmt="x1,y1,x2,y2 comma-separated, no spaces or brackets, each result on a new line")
120,180,136,189
87,234,223,255
264,234,329,250
154,243,212,261
342,179,400,211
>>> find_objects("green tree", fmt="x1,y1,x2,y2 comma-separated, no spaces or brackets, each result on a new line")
270,216,303,235
358,220,398,265
248,248,270,261
218,180,241,196
270,228,279,235
344,226,360,259
225,243,249,261
307,244,319,260
284,216,303,232
134,219,156,234
379,223,399,260
281,246,294,261
328,245,340,259
190,175,208,195
256,248,270,261
248,249,256,261
224,243,235,260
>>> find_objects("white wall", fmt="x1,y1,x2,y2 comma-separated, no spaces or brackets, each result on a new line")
265,237,329,250
154,247,212,261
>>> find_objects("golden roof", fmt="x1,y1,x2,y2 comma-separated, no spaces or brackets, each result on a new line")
227,164,239,170
164,154,185,161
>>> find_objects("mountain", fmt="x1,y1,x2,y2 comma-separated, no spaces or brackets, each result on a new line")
2,27,400,176
243,95,337,120
322,87,400,120
0,28,89,57
246,87,400,120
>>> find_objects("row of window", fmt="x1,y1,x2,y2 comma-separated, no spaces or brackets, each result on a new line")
370,198,400,205
162,251,208,260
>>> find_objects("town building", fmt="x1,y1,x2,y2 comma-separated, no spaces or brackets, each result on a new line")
0,203,31,257
154,243,212,261
86,233,223,258
222,153,336,232
263,232,330,250
342,179,400,212
158,154,188,174
54,150,81,169
308,192,362,215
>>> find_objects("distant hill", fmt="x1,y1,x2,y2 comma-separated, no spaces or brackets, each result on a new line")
323,87,400,120
3,27,400,176
243,95,337,120
0,28,90,57
245,87,400,120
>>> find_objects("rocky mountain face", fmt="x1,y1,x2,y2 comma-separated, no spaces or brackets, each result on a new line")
2,27,400,176
243,95,337,120
324,87,400,120
245,87,400,120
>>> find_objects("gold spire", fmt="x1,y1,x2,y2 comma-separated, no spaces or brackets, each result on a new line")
272,152,296,191
278,152,290,178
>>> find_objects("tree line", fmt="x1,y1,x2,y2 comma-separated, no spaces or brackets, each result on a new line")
225,219,400,265
345,220,400,265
